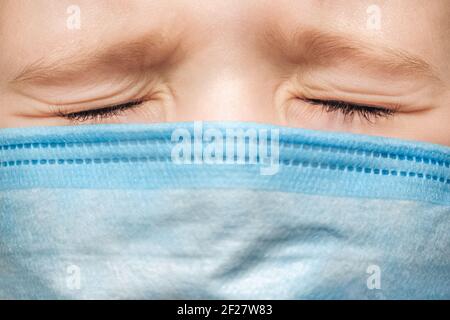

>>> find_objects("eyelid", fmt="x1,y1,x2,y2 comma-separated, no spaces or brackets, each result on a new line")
301,98,398,123
57,100,144,122
303,98,399,111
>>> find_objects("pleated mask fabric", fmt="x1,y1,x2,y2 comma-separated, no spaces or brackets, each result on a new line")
0,122,449,299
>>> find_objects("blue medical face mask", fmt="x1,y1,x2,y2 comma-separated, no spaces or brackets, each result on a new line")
0,121,449,299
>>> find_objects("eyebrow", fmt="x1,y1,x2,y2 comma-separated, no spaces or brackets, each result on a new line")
11,33,178,86
263,27,442,83
12,27,442,87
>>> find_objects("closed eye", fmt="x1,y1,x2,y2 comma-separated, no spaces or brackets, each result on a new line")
302,98,397,123
57,100,144,122
57,98,397,124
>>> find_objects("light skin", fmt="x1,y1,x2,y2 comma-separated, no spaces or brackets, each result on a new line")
0,0,449,145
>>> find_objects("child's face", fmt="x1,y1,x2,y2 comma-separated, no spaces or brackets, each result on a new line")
0,0,449,145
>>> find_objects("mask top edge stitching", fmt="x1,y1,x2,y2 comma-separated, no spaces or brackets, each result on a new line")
0,139,449,168
1,157,449,186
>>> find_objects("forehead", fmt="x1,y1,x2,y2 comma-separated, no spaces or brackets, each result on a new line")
2,0,447,35
0,0,448,70
1,0,447,39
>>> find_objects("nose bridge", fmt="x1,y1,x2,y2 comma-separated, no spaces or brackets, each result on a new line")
194,66,255,121
172,40,279,123
166,1,281,123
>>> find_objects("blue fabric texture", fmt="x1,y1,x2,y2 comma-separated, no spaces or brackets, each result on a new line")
0,122,449,299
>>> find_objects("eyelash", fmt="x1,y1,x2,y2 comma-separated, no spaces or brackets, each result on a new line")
58,98,396,123
303,98,396,122
58,100,144,122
